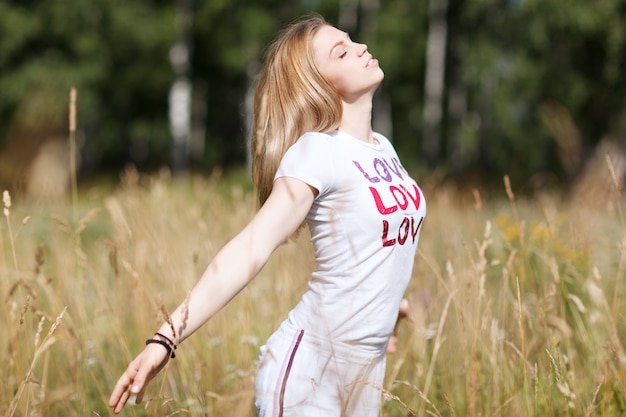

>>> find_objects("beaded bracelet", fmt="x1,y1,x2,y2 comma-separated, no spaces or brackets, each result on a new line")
145,338,176,358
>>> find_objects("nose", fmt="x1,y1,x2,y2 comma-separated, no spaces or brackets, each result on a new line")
357,42,368,56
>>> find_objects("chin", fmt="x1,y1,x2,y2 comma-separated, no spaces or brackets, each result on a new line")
375,69,385,83
374,73,384,87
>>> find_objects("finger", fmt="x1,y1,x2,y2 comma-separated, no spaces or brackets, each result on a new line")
134,344,171,393
398,299,410,320
108,372,132,407
131,363,154,404
109,359,141,411
133,380,147,405
108,376,132,414
114,389,131,414
386,335,398,353
133,353,165,405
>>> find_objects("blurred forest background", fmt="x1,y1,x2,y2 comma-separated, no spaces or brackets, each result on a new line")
0,0,625,197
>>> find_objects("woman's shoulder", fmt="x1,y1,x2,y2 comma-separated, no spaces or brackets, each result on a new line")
288,131,335,153
277,131,337,195
281,131,335,163
298,131,335,142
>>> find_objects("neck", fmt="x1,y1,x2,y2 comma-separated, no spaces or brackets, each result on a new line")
338,95,376,144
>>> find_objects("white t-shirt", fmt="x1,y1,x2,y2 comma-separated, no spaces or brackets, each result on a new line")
274,130,427,354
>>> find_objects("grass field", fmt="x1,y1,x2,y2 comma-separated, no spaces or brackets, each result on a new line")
1,166,625,416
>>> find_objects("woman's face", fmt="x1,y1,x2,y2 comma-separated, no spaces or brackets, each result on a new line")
312,25,384,102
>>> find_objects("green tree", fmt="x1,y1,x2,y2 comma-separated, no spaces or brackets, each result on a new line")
190,0,296,170
446,0,626,187
0,0,176,187
2,0,624,191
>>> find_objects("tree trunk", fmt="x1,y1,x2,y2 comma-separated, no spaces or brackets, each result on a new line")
169,0,193,177
422,0,449,165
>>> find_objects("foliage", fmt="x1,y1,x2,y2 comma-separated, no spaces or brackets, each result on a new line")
0,0,625,188
450,0,626,183
0,0,176,168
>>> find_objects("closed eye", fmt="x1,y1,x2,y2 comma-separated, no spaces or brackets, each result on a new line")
339,51,347,59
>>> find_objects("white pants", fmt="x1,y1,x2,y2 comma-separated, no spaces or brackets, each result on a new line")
255,321,386,417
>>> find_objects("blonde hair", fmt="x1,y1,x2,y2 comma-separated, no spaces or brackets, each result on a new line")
252,16,343,206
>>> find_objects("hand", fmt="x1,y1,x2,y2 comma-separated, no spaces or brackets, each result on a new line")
108,343,170,414
386,299,412,354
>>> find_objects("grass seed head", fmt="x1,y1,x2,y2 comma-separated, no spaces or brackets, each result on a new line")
3,190,11,208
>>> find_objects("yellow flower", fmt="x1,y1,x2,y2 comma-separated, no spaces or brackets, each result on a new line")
494,213,510,229
503,225,520,242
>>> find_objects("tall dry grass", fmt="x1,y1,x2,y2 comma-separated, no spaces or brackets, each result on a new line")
1,165,625,416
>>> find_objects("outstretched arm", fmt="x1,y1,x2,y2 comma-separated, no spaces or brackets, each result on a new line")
108,177,316,414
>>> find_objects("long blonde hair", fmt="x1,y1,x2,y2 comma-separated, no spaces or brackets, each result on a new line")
252,16,343,206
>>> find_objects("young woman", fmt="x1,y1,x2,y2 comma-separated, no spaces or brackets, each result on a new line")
109,15,426,416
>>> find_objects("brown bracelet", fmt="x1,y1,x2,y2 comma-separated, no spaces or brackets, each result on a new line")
145,338,176,358
155,332,177,350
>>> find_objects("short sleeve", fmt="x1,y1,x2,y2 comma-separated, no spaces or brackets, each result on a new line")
274,132,335,197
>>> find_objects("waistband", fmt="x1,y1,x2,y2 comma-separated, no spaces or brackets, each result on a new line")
270,318,387,364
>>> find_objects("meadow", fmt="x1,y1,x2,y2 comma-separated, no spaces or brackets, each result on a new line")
1,165,625,417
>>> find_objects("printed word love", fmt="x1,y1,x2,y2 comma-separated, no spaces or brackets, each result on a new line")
382,216,424,247
369,184,421,215
352,158,406,183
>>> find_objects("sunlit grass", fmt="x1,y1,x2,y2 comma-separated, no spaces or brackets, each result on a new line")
1,167,625,416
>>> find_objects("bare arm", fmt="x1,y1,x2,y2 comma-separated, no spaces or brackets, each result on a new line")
109,177,315,413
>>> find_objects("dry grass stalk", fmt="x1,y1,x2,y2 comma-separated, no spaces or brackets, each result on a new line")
50,214,72,234
503,175,519,223
33,315,46,349
33,244,44,276
3,190,18,270
418,290,455,417
68,87,78,219
515,277,526,364
103,238,119,277
570,138,626,210
157,298,177,343
178,291,191,345
605,154,624,194
605,153,626,228
18,294,30,326
380,388,417,416
472,188,482,212
388,380,441,416
75,208,100,236
2,189,11,213
6,307,67,417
